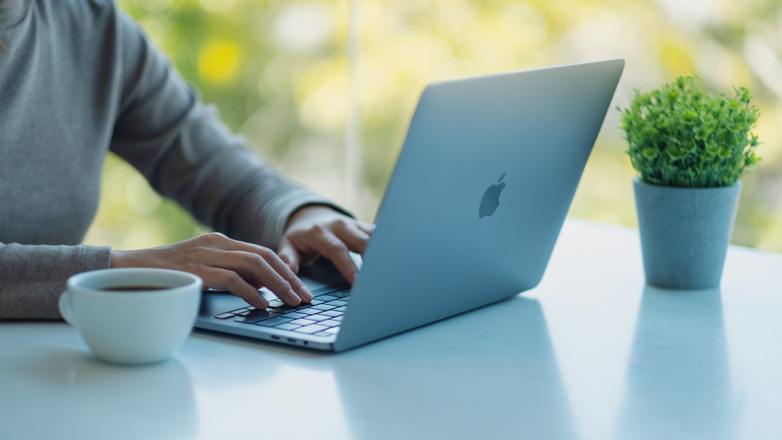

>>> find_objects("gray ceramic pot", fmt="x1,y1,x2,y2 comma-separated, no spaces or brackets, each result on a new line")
633,178,742,289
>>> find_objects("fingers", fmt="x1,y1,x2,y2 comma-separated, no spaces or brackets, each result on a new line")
277,236,301,274
355,222,375,236
279,212,374,285
259,248,313,303
332,223,371,255
307,229,360,284
200,267,268,309
193,233,312,305
204,249,309,306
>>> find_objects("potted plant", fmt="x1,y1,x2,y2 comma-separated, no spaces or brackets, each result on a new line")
619,76,761,289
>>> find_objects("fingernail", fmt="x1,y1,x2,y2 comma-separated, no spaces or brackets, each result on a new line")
287,289,301,304
299,285,313,302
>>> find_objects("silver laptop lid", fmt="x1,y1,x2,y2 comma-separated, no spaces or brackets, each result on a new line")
334,59,625,351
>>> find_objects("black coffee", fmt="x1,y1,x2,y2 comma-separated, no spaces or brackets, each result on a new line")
100,286,168,291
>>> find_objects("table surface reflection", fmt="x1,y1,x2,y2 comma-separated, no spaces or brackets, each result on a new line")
2,218,782,440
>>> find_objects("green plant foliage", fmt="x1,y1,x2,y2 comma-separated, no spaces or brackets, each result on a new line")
619,76,762,188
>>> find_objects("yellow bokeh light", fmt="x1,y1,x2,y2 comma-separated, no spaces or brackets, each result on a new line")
197,39,242,84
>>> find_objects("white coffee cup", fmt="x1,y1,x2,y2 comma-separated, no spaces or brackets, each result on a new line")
59,268,202,365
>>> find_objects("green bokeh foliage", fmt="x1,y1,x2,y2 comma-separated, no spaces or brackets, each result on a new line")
620,76,762,188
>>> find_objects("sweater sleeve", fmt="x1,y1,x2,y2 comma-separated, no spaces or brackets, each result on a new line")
109,10,346,248
0,243,111,319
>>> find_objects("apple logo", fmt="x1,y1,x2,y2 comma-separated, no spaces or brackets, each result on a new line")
479,172,507,219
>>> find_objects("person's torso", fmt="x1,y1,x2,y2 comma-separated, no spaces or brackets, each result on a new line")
0,0,121,245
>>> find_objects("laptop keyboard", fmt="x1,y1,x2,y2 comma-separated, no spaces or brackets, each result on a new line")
212,289,350,337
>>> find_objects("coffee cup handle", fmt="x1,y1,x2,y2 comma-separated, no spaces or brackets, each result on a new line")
58,291,76,326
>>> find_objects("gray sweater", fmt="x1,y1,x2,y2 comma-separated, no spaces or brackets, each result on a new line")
0,0,339,319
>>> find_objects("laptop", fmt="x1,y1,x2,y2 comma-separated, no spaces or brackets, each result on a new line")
195,58,625,352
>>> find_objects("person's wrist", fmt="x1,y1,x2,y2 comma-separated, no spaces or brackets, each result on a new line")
110,250,126,269
285,205,340,231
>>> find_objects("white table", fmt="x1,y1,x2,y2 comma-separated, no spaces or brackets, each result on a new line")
2,219,782,440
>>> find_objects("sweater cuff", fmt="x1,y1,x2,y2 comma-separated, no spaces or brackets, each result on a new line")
0,244,112,320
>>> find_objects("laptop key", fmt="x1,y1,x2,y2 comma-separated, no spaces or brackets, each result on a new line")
312,304,336,311
268,300,285,308
297,308,321,315
316,295,338,302
334,306,347,312
254,316,292,327
234,309,281,322
282,312,308,319
321,310,342,317
235,314,277,324
214,313,235,319
289,318,316,326
325,327,340,333
320,319,341,327
274,323,301,331
330,300,347,307
294,324,328,334
305,314,330,322
234,316,264,324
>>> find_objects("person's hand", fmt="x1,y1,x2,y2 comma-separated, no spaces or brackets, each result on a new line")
110,234,313,310
277,205,373,284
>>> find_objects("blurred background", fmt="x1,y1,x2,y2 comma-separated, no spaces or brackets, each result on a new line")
86,0,782,252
